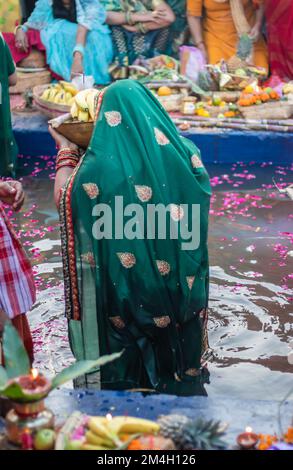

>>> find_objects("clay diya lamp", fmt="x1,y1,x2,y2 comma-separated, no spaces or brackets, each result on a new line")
5,369,54,446
237,427,259,450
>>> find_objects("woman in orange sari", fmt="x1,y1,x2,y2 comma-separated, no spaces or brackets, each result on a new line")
264,0,293,80
187,0,268,70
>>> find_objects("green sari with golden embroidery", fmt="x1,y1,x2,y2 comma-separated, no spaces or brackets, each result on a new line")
60,80,211,395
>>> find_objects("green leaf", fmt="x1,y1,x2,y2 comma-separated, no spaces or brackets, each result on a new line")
3,323,30,378
0,366,8,389
51,351,123,389
0,381,47,403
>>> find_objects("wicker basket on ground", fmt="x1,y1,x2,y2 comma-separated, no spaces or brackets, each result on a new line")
203,91,241,103
33,84,71,119
158,93,184,112
239,101,293,120
9,70,51,94
18,48,46,69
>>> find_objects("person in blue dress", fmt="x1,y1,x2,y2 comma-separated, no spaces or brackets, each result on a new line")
14,0,113,84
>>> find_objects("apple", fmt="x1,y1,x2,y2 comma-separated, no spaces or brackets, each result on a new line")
34,429,56,450
65,440,83,450
212,95,221,106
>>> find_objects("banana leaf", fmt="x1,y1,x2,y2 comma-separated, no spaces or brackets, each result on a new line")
51,351,124,389
3,323,30,379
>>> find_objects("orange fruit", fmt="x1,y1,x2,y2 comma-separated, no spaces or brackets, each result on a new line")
157,86,172,97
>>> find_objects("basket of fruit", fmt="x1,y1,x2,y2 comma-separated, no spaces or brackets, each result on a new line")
33,81,79,118
49,88,99,148
55,411,227,451
152,86,188,112
237,86,293,120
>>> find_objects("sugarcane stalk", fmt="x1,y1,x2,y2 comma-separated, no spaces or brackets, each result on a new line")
173,118,293,133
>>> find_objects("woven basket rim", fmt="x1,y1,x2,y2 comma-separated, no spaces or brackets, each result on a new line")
33,84,71,112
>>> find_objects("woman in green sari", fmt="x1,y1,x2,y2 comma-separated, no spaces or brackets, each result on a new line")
0,33,18,177
50,79,211,395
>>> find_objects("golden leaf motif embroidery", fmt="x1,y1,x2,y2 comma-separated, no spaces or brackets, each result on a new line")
156,260,171,276
109,316,125,329
81,252,95,267
170,204,184,222
117,252,136,268
105,111,122,127
82,183,100,199
186,276,195,290
153,315,171,328
154,127,170,146
185,368,200,377
191,154,203,169
135,185,153,202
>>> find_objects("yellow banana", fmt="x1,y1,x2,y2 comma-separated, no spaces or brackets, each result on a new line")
70,101,79,119
88,417,121,447
78,110,89,122
60,81,78,96
47,88,58,102
52,83,62,91
68,96,75,107
41,88,51,101
85,431,115,448
54,91,65,104
108,417,160,435
88,417,113,439
75,89,90,111
86,90,99,121
65,92,73,104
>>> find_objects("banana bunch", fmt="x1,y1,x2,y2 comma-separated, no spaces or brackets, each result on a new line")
41,81,78,106
70,89,99,123
80,416,160,450
283,82,293,95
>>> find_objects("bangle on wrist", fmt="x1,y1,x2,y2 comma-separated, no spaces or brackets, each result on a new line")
137,22,147,34
125,11,134,25
73,44,85,57
14,24,28,35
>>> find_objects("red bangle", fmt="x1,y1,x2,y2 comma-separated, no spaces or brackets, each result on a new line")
56,148,80,171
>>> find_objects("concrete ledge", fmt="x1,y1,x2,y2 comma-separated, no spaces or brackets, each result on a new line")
13,112,293,164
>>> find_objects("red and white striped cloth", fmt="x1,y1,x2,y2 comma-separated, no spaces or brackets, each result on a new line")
0,206,36,319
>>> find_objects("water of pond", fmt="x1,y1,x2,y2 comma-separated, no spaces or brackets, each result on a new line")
11,158,293,401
